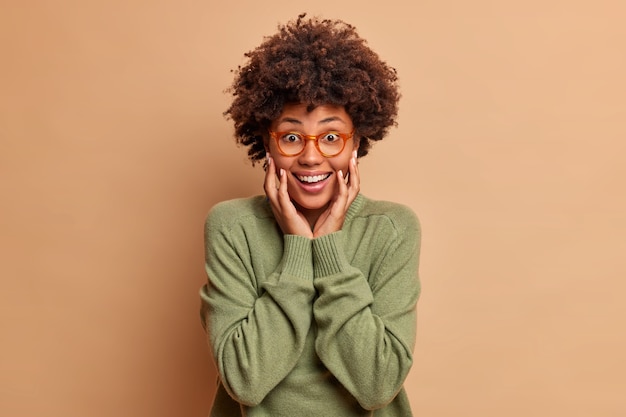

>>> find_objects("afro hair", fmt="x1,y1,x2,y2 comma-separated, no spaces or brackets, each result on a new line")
224,13,401,164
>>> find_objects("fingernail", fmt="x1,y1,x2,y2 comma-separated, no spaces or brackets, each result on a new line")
338,170,343,178
279,168,285,177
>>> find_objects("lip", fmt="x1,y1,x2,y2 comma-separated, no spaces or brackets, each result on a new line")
291,171,333,193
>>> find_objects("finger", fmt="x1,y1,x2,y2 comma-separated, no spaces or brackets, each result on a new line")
347,151,361,201
264,157,287,220
276,168,292,211
263,155,278,200
332,169,350,213
336,169,348,198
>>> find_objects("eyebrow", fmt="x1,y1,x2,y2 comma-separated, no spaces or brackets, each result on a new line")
276,116,346,128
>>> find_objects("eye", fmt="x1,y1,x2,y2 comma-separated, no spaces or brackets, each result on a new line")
321,132,341,143
280,133,302,143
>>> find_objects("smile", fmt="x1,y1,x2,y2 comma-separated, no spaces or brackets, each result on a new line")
296,173,331,184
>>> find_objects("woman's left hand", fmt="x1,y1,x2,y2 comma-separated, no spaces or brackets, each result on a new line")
312,151,360,238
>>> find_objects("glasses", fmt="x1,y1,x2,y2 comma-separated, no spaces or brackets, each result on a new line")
268,129,355,157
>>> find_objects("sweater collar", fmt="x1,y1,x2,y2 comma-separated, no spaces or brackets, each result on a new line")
345,193,364,224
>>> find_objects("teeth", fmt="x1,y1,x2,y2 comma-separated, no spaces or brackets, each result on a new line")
297,173,330,183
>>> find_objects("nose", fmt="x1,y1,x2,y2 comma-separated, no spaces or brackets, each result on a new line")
297,138,324,165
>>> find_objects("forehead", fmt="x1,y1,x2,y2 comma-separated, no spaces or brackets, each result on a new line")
272,104,352,129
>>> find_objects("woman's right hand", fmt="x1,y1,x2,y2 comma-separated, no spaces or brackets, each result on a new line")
264,154,314,238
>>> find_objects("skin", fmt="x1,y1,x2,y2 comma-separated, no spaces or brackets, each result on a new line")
264,103,360,239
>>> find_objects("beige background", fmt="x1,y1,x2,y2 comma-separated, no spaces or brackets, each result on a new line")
1,1,625,416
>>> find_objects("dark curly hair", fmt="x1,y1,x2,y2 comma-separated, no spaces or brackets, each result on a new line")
224,13,401,164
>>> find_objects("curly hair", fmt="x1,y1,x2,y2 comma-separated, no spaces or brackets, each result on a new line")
224,13,401,164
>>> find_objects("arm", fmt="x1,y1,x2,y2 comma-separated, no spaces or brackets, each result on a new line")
312,209,421,410
200,208,316,406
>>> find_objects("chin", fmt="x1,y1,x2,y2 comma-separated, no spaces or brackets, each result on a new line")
291,195,332,211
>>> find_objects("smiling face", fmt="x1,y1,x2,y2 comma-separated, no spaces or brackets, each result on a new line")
267,103,358,224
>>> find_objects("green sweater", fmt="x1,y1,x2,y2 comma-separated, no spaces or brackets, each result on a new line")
200,194,421,416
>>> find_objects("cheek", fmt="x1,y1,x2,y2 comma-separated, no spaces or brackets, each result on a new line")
330,155,352,172
271,155,293,172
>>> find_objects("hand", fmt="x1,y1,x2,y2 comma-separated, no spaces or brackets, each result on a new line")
264,153,314,238
312,150,360,238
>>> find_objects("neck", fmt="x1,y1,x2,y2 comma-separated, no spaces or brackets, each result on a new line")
294,202,329,230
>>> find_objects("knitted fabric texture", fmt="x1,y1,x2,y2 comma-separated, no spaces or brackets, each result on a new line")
200,194,421,416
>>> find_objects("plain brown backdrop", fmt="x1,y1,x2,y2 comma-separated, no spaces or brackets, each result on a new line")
1,1,625,416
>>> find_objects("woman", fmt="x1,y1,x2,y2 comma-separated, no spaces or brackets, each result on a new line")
200,14,421,416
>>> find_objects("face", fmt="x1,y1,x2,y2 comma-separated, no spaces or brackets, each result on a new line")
267,103,358,218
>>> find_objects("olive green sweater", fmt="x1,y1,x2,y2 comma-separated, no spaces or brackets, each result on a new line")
200,194,421,416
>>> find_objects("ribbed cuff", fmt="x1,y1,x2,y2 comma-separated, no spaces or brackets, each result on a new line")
312,232,349,278
281,234,313,279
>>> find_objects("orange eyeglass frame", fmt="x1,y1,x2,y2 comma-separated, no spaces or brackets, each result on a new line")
268,129,355,157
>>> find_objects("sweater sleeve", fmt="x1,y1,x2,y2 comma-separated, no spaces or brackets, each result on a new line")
311,209,421,410
199,208,316,406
